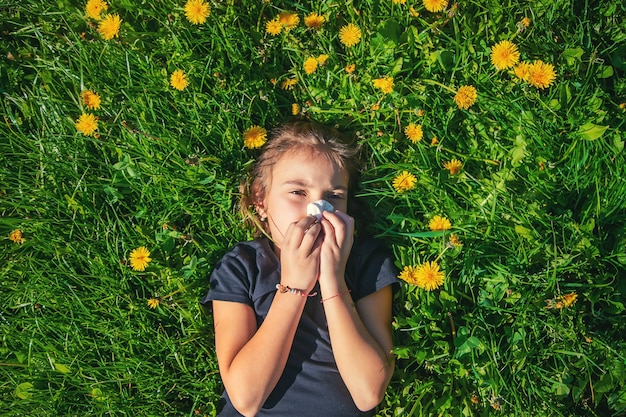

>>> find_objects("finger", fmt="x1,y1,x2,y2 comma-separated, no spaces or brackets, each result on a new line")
319,218,338,246
286,216,319,245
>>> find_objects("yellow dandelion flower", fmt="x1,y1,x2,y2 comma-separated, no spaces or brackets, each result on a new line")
75,113,98,136
562,292,578,308
85,0,108,20
243,125,267,149
97,13,121,40
373,77,394,94
491,40,520,71
429,215,452,231
454,85,477,110
9,229,25,244
316,54,329,65
170,69,189,91
513,61,531,82
371,103,380,111
345,63,356,74
393,0,407,4
423,0,447,13
409,6,420,17
292,103,300,115
619,102,626,110
527,60,556,89
415,261,445,291
546,299,564,309
449,234,462,247
521,17,531,27
129,246,151,271
82,90,101,110
339,23,361,48
392,170,417,193
279,12,299,31
431,136,439,146
417,109,424,116
266,18,282,35
280,78,298,90
304,12,324,29
147,298,160,309
404,123,423,143
303,57,318,75
398,265,419,286
184,0,210,25
443,158,463,174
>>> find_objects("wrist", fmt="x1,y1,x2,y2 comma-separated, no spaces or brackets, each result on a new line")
320,289,351,303
276,283,318,298
319,277,347,295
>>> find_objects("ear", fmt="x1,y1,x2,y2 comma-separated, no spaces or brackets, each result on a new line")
250,181,267,219
254,201,267,220
252,187,267,220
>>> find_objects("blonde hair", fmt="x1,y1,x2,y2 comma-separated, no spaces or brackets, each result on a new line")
239,120,364,237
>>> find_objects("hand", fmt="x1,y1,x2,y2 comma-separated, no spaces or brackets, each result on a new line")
279,216,323,293
318,210,354,291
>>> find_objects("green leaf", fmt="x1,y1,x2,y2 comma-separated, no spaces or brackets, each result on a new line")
597,65,614,79
454,336,483,357
378,19,401,44
439,290,458,308
103,185,124,203
14,382,34,400
613,132,625,152
91,387,107,401
552,381,570,396
54,362,71,374
510,135,526,166
562,47,584,66
514,225,532,239
391,57,404,76
577,122,609,141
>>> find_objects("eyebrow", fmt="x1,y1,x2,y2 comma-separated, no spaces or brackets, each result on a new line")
282,180,348,191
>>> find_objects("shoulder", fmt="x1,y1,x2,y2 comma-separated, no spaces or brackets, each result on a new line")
349,236,396,272
201,238,276,306
347,236,400,300
214,238,274,271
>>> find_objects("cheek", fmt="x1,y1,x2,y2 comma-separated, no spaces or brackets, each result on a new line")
335,199,348,212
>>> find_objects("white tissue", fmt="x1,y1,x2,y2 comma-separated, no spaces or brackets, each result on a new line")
306,199,335,219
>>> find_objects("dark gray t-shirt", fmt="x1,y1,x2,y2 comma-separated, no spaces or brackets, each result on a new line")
201,237,399,416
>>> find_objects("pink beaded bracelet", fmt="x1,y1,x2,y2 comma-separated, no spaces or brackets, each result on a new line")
275,284,317,297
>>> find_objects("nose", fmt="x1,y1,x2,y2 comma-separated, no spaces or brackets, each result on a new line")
308,192,325,203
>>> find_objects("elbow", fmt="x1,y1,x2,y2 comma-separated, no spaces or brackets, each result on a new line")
353,386,387,412
228,393,262,417
230,398,261,417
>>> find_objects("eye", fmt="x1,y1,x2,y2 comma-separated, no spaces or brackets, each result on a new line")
326,193,345,200
290,190,306,196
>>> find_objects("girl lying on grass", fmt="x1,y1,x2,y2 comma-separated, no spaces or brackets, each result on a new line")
201,121,399,416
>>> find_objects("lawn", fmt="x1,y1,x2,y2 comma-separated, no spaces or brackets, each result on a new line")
1,0,625,415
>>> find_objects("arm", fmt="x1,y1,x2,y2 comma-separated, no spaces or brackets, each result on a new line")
318,211,395,411
213,217,322,417
322,285,395,411
213,295,306,417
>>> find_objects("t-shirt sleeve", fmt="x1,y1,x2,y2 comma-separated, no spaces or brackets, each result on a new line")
199,245,255,307
348,238,400,302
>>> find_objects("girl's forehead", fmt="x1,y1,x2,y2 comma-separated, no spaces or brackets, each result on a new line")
269,148,348,183
275,148,340,170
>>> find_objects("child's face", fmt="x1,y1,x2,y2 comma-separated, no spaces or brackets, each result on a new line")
257,149,349,248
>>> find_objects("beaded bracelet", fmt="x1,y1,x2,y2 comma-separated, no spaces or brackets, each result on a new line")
320,289,351,303
275,283,318,297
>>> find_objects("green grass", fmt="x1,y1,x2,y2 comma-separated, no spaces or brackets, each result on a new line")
1,0,625,415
